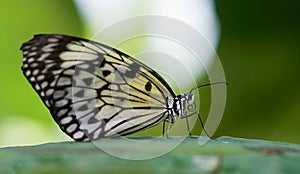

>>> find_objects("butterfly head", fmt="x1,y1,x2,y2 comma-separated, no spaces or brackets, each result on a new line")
168,82,228,121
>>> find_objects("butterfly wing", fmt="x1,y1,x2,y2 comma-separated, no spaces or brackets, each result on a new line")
21,34,175,141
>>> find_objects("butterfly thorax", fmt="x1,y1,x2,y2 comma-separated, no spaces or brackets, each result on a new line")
166,93,194,123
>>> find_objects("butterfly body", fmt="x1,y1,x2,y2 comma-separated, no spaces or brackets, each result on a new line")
21,34,196,141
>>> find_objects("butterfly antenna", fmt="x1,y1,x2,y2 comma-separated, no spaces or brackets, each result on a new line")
189,81,228,93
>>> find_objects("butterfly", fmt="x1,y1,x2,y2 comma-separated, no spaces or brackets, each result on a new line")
20,34,224,141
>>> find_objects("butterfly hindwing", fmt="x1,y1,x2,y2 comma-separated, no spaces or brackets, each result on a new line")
21,34,175,141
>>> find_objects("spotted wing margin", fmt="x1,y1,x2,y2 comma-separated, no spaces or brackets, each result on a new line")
20,34,175,141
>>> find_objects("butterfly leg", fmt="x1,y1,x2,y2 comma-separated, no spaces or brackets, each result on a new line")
197,112,212,139
162,119,166,137
185,117,192,136
166,119,171,138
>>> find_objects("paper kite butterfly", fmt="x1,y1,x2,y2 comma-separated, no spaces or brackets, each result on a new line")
20,34,222,141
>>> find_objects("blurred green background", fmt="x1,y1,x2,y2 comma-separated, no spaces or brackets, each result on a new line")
0,0,299,147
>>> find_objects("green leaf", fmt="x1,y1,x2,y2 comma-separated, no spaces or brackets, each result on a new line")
0,136,299,174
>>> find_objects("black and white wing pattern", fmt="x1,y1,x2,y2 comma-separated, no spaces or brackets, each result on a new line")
21,34,177,141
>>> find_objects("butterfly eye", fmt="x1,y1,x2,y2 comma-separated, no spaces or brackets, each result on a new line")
145,81,152,92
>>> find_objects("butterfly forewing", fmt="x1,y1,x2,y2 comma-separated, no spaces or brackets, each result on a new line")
21,34,175,141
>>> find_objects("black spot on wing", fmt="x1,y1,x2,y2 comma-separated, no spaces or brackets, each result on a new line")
124,62,139,78
78,104,88,111
83,78,93,86
74,90,84,97
102,70,111,77
145,81,152,92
